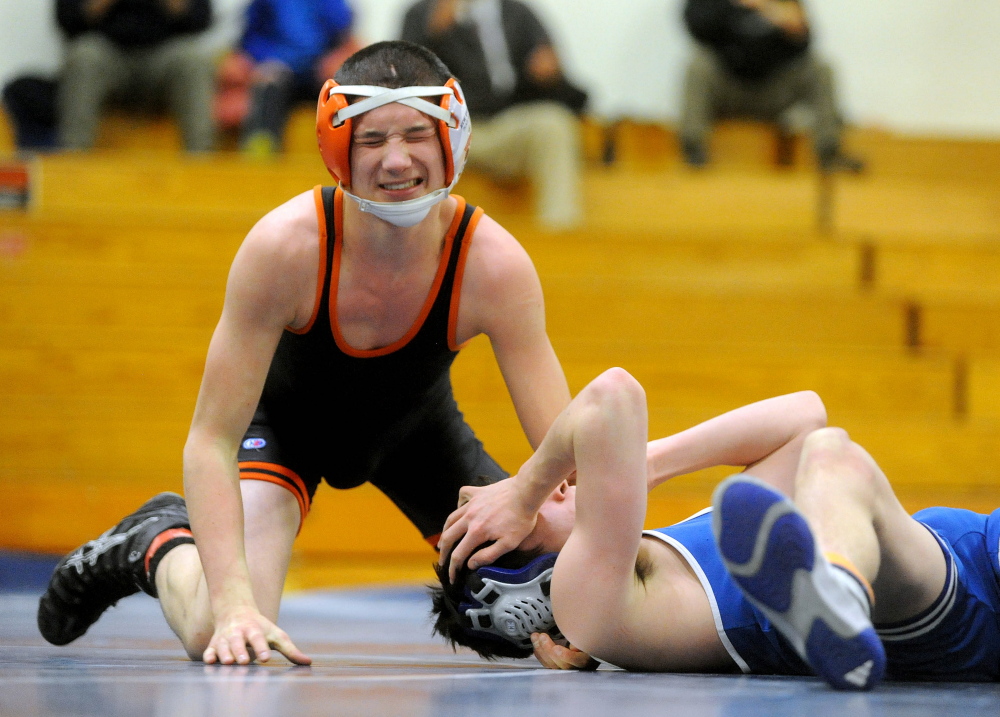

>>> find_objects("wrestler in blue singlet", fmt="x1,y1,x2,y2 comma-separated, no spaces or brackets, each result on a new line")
645,506,1000,681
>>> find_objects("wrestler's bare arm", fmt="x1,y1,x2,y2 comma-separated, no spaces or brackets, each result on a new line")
182,191,319,665
544,369,732,672
441,382,824,577
457,215,571,449
544,369,649,657
438,217,571,573
645,391,827,496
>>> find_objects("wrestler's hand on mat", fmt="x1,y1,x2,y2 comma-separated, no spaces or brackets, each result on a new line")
531,633,599,671
204,606,311,666
439,480,538,582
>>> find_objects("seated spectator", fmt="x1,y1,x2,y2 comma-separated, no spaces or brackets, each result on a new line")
680,0,863,172
402,0,587,230
214,0,359,157
56,0,217,153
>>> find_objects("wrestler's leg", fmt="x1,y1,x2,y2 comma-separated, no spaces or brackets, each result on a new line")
793,428,947,624
713,426,906,689
156,480,301,659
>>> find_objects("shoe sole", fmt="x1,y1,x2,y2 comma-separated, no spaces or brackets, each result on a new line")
711,475,886,690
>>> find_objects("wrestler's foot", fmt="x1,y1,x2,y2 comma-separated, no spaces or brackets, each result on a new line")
37,492,189,646
712,475,885,691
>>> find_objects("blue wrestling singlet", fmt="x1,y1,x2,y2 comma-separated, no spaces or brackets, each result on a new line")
644,506,1000,681
644,510,811,675
877,507,1000,681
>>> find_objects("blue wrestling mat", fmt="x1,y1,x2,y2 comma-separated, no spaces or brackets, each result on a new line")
0,551,58,593
1,579,998,716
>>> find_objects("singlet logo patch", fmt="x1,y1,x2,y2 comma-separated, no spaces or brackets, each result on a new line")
242,438,267,450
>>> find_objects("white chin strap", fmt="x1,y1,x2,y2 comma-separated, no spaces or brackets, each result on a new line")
341,183,453,228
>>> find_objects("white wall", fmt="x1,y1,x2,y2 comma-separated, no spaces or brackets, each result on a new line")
2,0,998,137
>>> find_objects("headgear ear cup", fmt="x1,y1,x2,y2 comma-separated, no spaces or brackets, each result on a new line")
316,78,473,189
316,79,353,186
440,78,472,186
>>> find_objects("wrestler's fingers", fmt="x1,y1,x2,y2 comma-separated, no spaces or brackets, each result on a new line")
245,627,272,664
558,645,599,671
212,636,235,665
531,633,571,670
532,634,598,670
270,630,312,666
530,634,559,669
456,485,480,508
437,507,471,564
442,502,469,533
447,530,481,583
228,633,252,665
466,540,515,572
436,519,468,567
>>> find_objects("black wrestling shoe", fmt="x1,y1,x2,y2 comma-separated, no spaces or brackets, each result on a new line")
37,492,190,646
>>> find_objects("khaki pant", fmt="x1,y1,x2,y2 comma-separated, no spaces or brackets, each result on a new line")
680,46,842,158
468,101,582,230
58,32,216,152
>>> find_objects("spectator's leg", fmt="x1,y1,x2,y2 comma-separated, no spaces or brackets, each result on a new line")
795,55,838,160
58,33,130,150
467,103,583,230
527,102,582,229
240,62,296,157
679,47,722,167
729,57,798,126
797,55,864,172
466,114,523,180
148,36,217,153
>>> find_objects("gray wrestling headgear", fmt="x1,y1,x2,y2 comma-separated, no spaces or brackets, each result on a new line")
456,553,563,649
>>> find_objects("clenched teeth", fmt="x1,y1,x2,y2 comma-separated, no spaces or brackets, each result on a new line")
380,178,421,190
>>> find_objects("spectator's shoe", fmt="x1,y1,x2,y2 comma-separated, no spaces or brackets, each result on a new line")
819,149,866,174
37,492,189,646
712,475,885,690
241,130,279,161
681,138,709,168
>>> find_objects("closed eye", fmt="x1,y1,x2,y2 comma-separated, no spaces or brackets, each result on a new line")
354,127,437,147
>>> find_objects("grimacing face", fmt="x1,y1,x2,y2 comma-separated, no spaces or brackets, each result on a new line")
349,102,446,201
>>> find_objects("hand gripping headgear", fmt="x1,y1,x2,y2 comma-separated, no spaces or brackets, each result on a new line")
316,79,472,227
455,552,563,649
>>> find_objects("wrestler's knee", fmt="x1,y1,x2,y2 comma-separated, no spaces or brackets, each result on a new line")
581,367,645,415
803,426,849,451
800,427,878,490
524,103,579,154
182,626,213,662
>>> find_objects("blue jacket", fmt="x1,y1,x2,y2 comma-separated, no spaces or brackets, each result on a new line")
240,0,353,77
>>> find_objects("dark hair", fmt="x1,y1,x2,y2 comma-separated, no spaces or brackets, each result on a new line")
429,544,545,660
335,40,453,88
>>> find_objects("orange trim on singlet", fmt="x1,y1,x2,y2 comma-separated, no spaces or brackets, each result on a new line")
329,192,469,358
447,204,484,351
239,461,311,528
287,185,331,336
144,527,193,576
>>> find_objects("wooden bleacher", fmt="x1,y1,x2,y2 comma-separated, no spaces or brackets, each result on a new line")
2,109,999,588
